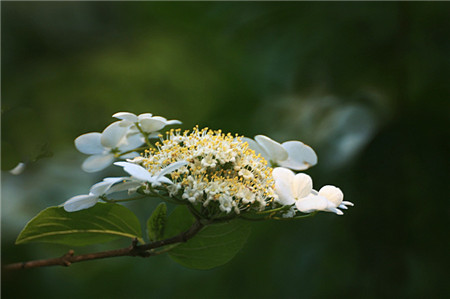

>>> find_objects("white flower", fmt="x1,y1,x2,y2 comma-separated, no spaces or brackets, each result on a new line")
113,112,181,134
75,122,143,172
114,160,188,187
63,177,137,212
243,135,317,171
272,167,353,215
9,162,26,175
272,167,313,206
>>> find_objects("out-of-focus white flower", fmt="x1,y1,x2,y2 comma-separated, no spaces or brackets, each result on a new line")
114,160,188,187
9,162,26,175
75,122,143,172
272,167,352,215
113,112,181,134
63,177,137,212
243,135,317,171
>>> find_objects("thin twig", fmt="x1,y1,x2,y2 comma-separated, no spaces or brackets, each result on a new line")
4,220,205,271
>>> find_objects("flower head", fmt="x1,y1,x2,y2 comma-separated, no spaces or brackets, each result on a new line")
129,127,277,215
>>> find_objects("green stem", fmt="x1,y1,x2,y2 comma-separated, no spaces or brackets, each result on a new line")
186,203,204,220
134,123,157,150
271,211,318,221
119,147,148,157
256,205,292,215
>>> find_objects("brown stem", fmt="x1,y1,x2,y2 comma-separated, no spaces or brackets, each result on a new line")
4,220,205,271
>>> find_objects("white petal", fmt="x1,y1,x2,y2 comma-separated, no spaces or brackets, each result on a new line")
75,133,104,155
113,112,138,123
114,162,152,182
139,118,166,133
342,201,354,206
318,185,344,207
151,116,182,125
103,177,129,183
107,180,142,194
118,133,145,152
101,121,128,148
157,161,189,178
121,152,141,159
272,167,295,184
90,177,125,196
152,177,173,187
151,116,167,122
274,180,295,205
292,173,313,199
63,194,98,212
137,113,153,120
338,204,348,210
255,135,288,163
242,137,270,161
81,154,115,172
165,119,182,125
9,162,26,175
279,141,318,170
89,181,113,196
328,207,344,215
295,195,329,213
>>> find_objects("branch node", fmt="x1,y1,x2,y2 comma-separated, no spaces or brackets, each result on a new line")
131,238,139,249
61,250,74,267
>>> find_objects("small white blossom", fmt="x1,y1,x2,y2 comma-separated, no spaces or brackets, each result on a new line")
63,177,137,212
272,167,313,206
272,167,352,215
113,112,181,134
75,121,143,172
9,162,26,175
243,135,317,170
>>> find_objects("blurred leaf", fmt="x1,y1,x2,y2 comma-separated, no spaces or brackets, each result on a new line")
16,203,143,246
163,205,196,239
169,220,252,270
147,202,167,242
163,206,251,269
1,141,21,171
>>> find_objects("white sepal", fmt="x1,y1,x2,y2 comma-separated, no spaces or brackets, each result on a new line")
255,135,288,162
81,154,115,173
101,121,128,148
75,133,104,155
318,185,344,206
113,112,138,123
278,141,318,170
63,195,99,212
114,162,152,182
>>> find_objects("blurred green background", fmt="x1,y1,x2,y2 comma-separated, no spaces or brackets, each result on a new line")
2,2,449,298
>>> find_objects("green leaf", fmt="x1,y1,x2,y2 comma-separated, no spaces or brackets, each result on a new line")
163,205,196,239
16,203,143,246
164,206,251,270
147,202,167,242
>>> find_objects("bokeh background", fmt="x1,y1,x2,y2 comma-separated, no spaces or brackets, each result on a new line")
2,2,449,298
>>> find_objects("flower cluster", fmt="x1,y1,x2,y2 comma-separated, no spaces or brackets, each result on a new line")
130,127,276,215
63,112,353,218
